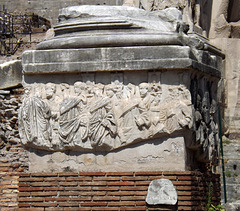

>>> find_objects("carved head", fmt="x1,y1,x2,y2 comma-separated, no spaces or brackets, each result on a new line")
74,82,84,96
46,83,56,99
139,83,149,98
105,85,114,98
202,91,211,124
24,86,32,97
151,83,162,96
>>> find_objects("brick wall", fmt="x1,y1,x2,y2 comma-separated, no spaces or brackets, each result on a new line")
18,171,221,211
0,88,28,209
0,89,221,210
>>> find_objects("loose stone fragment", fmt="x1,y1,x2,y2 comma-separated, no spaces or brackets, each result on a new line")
146,179,177,205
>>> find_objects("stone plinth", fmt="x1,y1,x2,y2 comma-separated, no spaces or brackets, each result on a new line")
20,5,223,172
0,60,22,90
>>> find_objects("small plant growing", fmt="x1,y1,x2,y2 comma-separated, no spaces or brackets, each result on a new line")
222,139,230,145
225,170,231,177
206,182,225,211
208,204,225,211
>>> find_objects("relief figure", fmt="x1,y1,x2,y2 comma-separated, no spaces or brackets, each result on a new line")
19,86,52,146
58,82,88,145
135,83,153,130
89,85,117,149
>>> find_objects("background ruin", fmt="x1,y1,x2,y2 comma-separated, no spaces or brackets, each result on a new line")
0,0,239,210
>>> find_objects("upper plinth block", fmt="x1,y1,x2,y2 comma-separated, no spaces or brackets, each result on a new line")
22,5,224,77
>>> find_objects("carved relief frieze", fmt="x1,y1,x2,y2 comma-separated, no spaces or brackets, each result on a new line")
189,77,219,165
19,80,193,152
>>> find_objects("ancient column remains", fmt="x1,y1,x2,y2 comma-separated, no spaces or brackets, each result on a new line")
20,5,223,172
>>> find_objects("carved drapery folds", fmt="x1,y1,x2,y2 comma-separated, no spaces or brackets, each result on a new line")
19,81,193,152
189,77,219,165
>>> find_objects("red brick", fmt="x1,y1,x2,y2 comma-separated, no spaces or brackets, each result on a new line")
177,186,194,191
65,177,92,181
44,187,65,191
44,177,65,181
92,187,119,191
45,197,71,202
58,202,79,207
11,163,20,168
59,172,79,177
18,183,30,187
1,176,14,180
6,185,18,189
59,191,79,196
120,207,146,210
178,176,194,180
18,197,44,202
120,186,148,191
32,202,58,207
59,182,78,186
17,167,25,172
0,199,11,202
178,201,201,206
108,201,135,206
18,203,31,207
78,172,105,176
31,173,58,177
1,181,12,185
122,176,148,181
178,196,202,200
45,208,64,211
172,181,192,186
64,186,91,191
134,171,163,176
0,163,11,167
31,182,58,187
18,187,44,192
44,196,90,202
136,201,146,206
91,208,119,211
177,191,192,196
79,181,107,186
18,209,44,211
108,181,134,186
18,192,31,197
93,196,120,201
106,172,134,176
177,206,198,211
148,176,177,180
121,196,145,201
80,202,107,207
93,176,121,181
19,177,44,182
70,197,92,201
79,191,106,196
166,171,193,175
31,192,57,197
108,191,147,196
135,181,150,186
0,168,10,172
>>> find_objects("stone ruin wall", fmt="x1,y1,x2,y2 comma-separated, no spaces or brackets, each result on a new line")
0,1,234,210
0,87,29,208
0,85,221,210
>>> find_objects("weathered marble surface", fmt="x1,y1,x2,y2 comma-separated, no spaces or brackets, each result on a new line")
19,5,223,169
28,136,186,172
22,5,223,77
0,60,22,90
19,77,193,152
146,179,177,205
